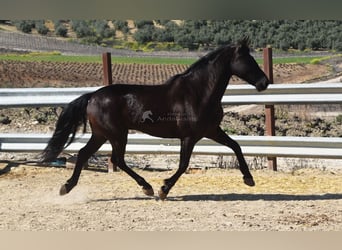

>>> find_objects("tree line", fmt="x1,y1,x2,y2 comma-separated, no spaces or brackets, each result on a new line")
2,20,341,51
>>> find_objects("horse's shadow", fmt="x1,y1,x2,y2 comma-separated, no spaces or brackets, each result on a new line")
169,193,342,202
89,193,342,203
0,161,19,175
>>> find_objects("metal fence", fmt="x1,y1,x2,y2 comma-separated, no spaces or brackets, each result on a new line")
1,82,341,108
1,83,342,162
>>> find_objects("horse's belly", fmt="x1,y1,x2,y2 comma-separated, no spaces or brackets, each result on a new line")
130,122,181,139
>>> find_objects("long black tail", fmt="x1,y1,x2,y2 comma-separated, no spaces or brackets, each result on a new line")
41,92,93,162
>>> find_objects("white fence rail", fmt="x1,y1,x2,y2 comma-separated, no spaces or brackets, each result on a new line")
0,87,99,107
1,82,342,108
1,133,342,159
0,82,342,160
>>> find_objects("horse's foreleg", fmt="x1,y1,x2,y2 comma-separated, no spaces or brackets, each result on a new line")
206,127,255,187
158,137,197,200
60,135,106,195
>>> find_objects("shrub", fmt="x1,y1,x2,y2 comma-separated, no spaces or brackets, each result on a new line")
94,20,115,38
336,114,342,124
310,58,321,65
134,20,154,29
71,20,94,38
279,40,290,51
133,25,155,44
14,20,35,33
55,23,68,37
112,20,129,33
152,28,174,43
36,21,49,35
333,41,342,52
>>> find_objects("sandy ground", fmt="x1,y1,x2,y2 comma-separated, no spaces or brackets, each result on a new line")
0,165,341,231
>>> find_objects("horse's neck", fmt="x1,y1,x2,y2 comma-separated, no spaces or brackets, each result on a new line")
167,48,232,106
192,61,232,105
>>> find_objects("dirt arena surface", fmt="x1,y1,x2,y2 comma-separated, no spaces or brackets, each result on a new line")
0,165,341,231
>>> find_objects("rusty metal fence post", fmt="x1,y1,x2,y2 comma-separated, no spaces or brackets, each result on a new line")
102,52,112,86
102,52,117,172
263,47,277,171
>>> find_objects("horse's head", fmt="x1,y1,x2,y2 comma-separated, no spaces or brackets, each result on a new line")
230,38,270,91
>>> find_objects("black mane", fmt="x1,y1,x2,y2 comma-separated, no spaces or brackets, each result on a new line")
164,45,232,84
181,38,250,77
184,45,229,74
164,39,251,85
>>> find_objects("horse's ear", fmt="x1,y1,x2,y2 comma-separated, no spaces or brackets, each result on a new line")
236,36,250,53
238,36,250,48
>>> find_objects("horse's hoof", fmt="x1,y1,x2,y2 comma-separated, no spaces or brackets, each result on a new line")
243,177,255,187
158,189,168,201
142,187,154,196
59,184,68,196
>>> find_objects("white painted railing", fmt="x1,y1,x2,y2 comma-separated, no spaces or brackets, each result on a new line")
0,133,342,159
0,83,342,107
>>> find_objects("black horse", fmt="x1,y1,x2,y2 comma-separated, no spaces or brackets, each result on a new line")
42,38,270,200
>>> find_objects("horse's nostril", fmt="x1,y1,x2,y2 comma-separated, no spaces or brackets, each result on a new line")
256,80,269,92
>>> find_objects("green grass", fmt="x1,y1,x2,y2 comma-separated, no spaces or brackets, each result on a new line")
271,57,322,64
0,52,103,63
0,52,195,64
0,51,331,65
110,57,195,65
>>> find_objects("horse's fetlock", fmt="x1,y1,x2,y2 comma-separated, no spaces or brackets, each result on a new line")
163,178,171,186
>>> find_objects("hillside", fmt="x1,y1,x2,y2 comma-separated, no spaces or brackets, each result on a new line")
0,28,200,57
1,20,341,52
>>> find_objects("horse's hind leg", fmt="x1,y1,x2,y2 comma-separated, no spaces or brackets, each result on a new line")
159,137,197,200
110,134,154,196
206,127,255,187
60,134,106,195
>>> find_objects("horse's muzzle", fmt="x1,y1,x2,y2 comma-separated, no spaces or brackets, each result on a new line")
255,77,270,92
